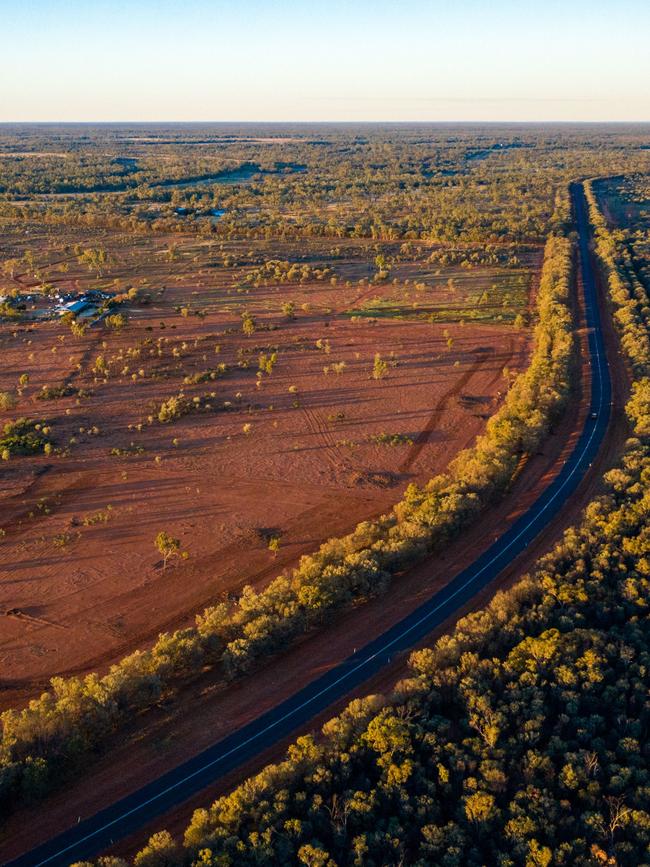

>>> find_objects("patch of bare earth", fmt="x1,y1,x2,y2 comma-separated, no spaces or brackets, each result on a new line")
0,229,533,705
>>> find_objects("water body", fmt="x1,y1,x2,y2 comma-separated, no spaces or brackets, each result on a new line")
422,167,458,177
465,142,534,161
173,208,227,220
155,162,306,189
25,162,306,197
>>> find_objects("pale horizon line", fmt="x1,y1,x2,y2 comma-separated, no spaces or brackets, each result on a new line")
1,119,649,125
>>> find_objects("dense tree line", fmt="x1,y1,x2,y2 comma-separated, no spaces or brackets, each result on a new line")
0,212,575,814
2,126,648,245
89,180,650,867
584,180,650,374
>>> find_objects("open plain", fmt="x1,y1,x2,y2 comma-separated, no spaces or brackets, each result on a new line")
0,218,535,700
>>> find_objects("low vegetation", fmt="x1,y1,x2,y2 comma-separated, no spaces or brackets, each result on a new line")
0,417,53,458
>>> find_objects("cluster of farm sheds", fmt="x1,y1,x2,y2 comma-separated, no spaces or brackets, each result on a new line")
0,287,113,322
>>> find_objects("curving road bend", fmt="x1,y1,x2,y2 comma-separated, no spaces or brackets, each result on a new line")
8,184,613,867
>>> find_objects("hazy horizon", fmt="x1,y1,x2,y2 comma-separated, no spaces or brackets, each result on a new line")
2,121,650,127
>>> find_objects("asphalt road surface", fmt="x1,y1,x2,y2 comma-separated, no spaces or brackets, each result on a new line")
9,183,613,867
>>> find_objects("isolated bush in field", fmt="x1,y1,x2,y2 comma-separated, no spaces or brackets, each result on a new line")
77,247,108,276
372,432,414,447
281,301,296,320
69,318,88,337
110,443,145,457
241,312,256,336
374,252,390,282
258,352,278,376
105,312,127,330
82,506,113,526
36,383,76,401
91,354,109,378
52,532,72,549
183,363,227,384
323,361,346,376
0,391,16,412
372,353,389,380
155,531,181,570
2,257,19,279
157,394,185,423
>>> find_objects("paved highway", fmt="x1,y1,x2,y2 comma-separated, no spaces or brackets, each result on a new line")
9,184,613,866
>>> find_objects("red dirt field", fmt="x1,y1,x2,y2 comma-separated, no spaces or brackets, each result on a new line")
0,232,629,864
0,225,535,704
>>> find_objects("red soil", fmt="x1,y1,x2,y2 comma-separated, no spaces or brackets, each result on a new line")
0,234,629,863
0,230,532,705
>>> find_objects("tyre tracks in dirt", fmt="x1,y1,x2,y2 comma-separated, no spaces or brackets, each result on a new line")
399,346,498,474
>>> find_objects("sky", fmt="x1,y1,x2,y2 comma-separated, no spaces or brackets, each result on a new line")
1,0,649,122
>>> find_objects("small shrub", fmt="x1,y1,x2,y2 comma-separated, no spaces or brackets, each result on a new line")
0,392,16,412
371,432,414,447
105,312,128,330
372,353,389,380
